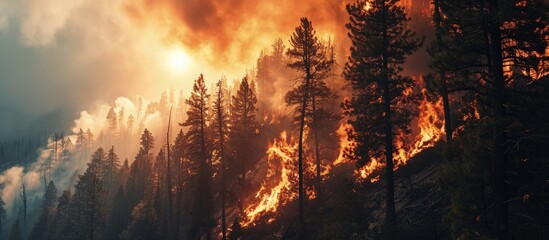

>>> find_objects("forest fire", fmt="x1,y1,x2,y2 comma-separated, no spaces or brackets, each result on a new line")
243,86,446,225
355,87,445,181
242,131,298,227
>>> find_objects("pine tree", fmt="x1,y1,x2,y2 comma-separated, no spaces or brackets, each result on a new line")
126,129,154,210
180,74,214,239
28,181,58,240
285,26,335,202
121,201,160,240
344,0,423,237
432,0,548,238
285,17,330,228
172,129,186,240
229,77,259,175
106,107,118,137
48,190,71,240
103,146,121,195
213,80,229,240
70,153,107,240
90,147,107,179
106,186,126,240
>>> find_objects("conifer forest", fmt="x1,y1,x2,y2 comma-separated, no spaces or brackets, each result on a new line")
0,0,548,239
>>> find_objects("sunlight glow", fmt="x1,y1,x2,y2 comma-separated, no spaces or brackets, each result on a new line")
167,48,191,73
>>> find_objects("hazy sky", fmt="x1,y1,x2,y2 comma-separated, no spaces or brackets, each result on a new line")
0,0,431,140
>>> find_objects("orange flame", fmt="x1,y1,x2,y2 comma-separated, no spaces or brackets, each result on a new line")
355,88,445,181
242,131,298,226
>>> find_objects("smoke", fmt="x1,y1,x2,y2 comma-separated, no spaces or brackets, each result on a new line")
0,94,178,234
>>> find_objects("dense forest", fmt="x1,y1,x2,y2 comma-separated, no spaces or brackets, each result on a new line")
0,0,548,239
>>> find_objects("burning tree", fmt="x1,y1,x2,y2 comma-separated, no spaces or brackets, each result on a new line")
343,0,423,237
285,17,333,230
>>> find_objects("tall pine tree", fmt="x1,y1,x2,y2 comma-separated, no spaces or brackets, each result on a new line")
181,74,214,239
344,0,422,237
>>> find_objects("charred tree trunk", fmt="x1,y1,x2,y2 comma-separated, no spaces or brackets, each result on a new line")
488,0,508,238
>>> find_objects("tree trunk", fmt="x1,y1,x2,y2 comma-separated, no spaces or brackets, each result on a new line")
382,2,397,238
311,83,322,203
217,88,227,240
298,33,312,236
488,0,508,239
433,0,453,144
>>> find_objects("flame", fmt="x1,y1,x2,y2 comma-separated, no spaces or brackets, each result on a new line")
242,131,298,226
242,88,446,226
355,88,446,181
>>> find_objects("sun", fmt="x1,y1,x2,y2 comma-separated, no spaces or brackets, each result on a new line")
167,48,191,73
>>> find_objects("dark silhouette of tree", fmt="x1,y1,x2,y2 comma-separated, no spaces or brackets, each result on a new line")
103,146,121,198
70,151,107,240
213,80,229,240
285,17,329,229
181,74,214,239
121,201,160,240
126,129,154,211
344,0,423,237
172,129,186,240
28,181,58,240
285,30,336,203
432,0,548,238
106,186,126,240
229,76,259,212
48,190,71,240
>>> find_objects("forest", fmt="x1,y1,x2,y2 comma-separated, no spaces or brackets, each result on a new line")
0,0,548,239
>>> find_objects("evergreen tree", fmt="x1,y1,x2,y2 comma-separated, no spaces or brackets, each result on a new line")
120,201,160,240
213,80,229,240
172,129,186,240
180,74,214,239
49,190,71,240
90,147,107,179
285,28,336,202
28,181,58,240
285,17,330,228
106,186,127,240
344,0,423,237
432,0,548,238
103,146,121,195
126,129,154,211
106,107,118,137
229,76,259,181
70,151,107,240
